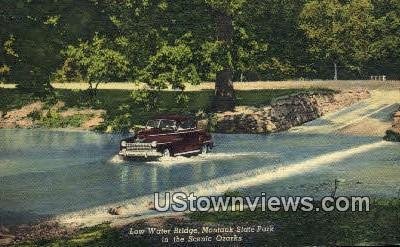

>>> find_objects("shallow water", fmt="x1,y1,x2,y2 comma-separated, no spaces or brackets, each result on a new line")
0,129,399,225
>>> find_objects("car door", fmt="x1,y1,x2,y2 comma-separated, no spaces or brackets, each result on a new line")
178,119,200,153
158,119,183,154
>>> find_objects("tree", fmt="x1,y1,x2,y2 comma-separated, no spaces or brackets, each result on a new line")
1,0,113,95
0,0,62,94
236,0,314,80
60,34,129,93
205,0,246,111
300,0,375,80
103,0,209,105
139,34,201,90
367,0,400,79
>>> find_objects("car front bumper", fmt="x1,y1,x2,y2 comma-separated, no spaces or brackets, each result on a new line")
119,149,162,158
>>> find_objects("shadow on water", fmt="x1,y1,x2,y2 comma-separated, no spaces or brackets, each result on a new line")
0,209,50,227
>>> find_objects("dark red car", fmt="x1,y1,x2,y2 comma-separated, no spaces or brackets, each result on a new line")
119,115,213,158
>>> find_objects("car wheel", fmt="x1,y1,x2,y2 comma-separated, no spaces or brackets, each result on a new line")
201,144,209,154
162,148,171,158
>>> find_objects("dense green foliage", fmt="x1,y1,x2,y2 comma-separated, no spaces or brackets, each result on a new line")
57,34,130,90
0,0,113,93
1,0,400,93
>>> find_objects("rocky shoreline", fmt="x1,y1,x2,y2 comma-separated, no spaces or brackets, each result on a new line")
0,89,371,135
0,101,104,130
384,107,400,142
198,89,370,134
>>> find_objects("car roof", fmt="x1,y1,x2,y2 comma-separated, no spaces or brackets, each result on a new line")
153,115,192,121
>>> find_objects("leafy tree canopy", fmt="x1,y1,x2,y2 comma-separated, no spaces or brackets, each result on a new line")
300,0,375,73
2,0,400,95
58,34,130,90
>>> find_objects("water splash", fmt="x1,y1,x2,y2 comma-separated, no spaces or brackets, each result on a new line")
147,152,276,167
108,154,126,164
107,151,276,167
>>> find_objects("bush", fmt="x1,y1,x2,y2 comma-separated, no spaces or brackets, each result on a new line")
207,113,219,132
384,129,400,142
130,89,160,112
106,113,132,133
40,111,89,128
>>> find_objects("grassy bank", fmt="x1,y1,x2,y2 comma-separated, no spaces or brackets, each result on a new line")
16,199,399,246
189,199,400,246
0,87,334,132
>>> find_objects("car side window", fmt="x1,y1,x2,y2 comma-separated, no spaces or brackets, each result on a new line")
146,119,160,129
179,119,195,130
159,120,176,131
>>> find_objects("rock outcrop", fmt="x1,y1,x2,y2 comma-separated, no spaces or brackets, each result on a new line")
203,89,370,134
384,108,400,142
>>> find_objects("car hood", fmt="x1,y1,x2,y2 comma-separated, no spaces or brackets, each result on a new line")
120,128,161,143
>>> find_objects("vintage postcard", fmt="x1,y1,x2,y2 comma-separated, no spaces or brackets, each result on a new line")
0,0,399,246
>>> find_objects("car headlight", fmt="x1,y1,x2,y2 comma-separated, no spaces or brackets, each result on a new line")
151,141,157,147
120,141,127,147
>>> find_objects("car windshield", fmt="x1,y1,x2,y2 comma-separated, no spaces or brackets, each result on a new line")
146,120,160,129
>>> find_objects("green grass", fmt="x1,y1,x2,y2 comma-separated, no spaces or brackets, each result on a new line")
17,224,150,247
0,89,36,113
56,88,315,113
40,112,91,128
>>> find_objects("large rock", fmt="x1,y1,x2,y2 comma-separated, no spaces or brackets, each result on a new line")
208,89,370,134
108,206,125,215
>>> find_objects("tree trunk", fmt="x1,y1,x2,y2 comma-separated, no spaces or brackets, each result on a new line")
86,81,98,98
333,62,338,81
212,10,235,111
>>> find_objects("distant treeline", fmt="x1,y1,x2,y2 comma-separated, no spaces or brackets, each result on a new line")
1,0,400,92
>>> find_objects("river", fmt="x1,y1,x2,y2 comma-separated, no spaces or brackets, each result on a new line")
1,89,400,226
0,128,399,226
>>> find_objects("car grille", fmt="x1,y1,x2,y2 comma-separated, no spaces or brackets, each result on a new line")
126,142,153,151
